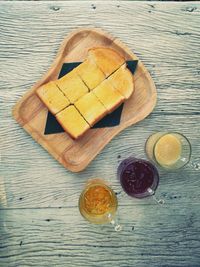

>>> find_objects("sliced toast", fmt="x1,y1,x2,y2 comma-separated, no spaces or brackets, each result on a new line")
56,71,88,103
37,47,134,139
75,58,105,90
93,79,125,113
74,91,107,126
36,81,70,115
56,105,90,139
108,64,134,99
88,47,125,77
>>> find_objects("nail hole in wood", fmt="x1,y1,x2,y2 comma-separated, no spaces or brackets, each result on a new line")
50,6,60,11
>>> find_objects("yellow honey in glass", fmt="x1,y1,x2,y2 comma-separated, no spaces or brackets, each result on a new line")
79,179,118,224
145,132,191,170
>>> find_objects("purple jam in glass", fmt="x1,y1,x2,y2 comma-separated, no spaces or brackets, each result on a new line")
117,157,159,198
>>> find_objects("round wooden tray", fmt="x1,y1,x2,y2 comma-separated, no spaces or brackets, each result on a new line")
13,28,157,172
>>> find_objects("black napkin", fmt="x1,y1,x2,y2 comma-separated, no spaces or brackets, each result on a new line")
44,60,138,135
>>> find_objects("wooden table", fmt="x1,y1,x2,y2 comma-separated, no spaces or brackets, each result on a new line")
0,1,200,266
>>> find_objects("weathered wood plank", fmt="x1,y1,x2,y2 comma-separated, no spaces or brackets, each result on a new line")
0,2,200,115
1,114,200,209
0,205,199,267
0,2,200,266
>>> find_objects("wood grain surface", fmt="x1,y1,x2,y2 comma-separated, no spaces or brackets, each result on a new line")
0,1,200,267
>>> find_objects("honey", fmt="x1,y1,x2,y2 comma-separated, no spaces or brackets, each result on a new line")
84,185,112,215
79,180,118,224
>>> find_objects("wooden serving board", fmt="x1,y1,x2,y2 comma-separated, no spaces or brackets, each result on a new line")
13,28,157,172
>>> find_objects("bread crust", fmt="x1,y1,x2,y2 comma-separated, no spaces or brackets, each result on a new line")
88,47,125,77
108,64,134,99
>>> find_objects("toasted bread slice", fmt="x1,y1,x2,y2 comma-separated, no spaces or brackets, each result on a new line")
36,81,70,115
56,71,88,103
75,58,105,90
88,47,125,77
108,64,134,99
74,91,107,126
93,79,125,113
56,105,90,139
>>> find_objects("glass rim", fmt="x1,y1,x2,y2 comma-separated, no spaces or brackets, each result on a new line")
151,132,192,170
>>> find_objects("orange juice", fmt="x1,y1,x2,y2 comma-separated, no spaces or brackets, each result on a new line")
79,179,118,224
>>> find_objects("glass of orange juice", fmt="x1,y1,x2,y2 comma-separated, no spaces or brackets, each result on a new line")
145,132,192,170
79,179,122,231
